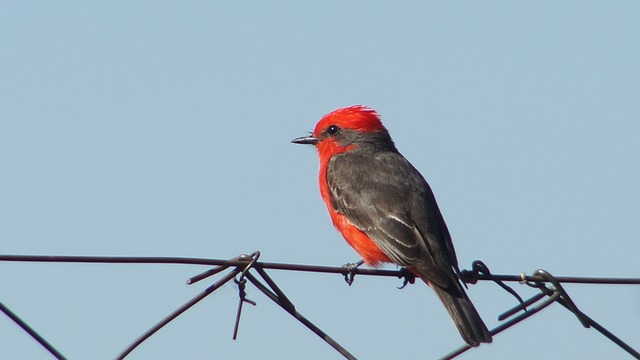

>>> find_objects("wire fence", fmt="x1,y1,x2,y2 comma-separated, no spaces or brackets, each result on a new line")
1,253,639,360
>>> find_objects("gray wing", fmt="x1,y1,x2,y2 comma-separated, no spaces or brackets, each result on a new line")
327,150,459,288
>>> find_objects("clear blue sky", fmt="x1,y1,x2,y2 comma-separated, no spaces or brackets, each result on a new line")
1,2,639,359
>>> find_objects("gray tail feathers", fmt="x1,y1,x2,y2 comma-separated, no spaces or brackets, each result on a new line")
433,285,492,347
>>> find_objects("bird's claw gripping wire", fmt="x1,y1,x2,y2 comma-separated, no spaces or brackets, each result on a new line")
342,260,364,286
397,267,416,289
232,252,260,339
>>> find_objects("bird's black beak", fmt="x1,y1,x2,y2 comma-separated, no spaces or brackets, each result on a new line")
291,135,318,145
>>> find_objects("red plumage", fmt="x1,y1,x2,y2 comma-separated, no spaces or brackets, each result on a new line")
292,105,492,347
314,106,392,265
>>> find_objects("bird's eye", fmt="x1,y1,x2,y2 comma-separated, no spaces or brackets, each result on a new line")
326,125,340,136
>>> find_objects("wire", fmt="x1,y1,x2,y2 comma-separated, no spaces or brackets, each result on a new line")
0,300,66,359
1,254,638,284
1,253,639,359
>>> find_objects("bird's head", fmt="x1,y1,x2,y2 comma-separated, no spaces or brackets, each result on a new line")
291,105,394,157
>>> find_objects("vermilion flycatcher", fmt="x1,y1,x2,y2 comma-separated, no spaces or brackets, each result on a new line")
292,105,492,346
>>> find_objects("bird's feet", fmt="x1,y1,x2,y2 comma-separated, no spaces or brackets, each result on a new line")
397,267,416,289
342,260,364,286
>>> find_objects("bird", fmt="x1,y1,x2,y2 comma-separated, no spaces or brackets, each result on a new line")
291,105,492,347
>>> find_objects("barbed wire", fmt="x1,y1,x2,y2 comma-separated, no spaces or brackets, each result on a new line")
1,253,639,359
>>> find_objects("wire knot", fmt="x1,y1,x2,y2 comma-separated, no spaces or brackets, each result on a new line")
231,252,260,340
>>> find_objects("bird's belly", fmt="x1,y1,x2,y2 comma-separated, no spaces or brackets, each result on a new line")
331,212,392,266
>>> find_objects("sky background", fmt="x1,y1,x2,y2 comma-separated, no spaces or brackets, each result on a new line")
1,2,639,359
